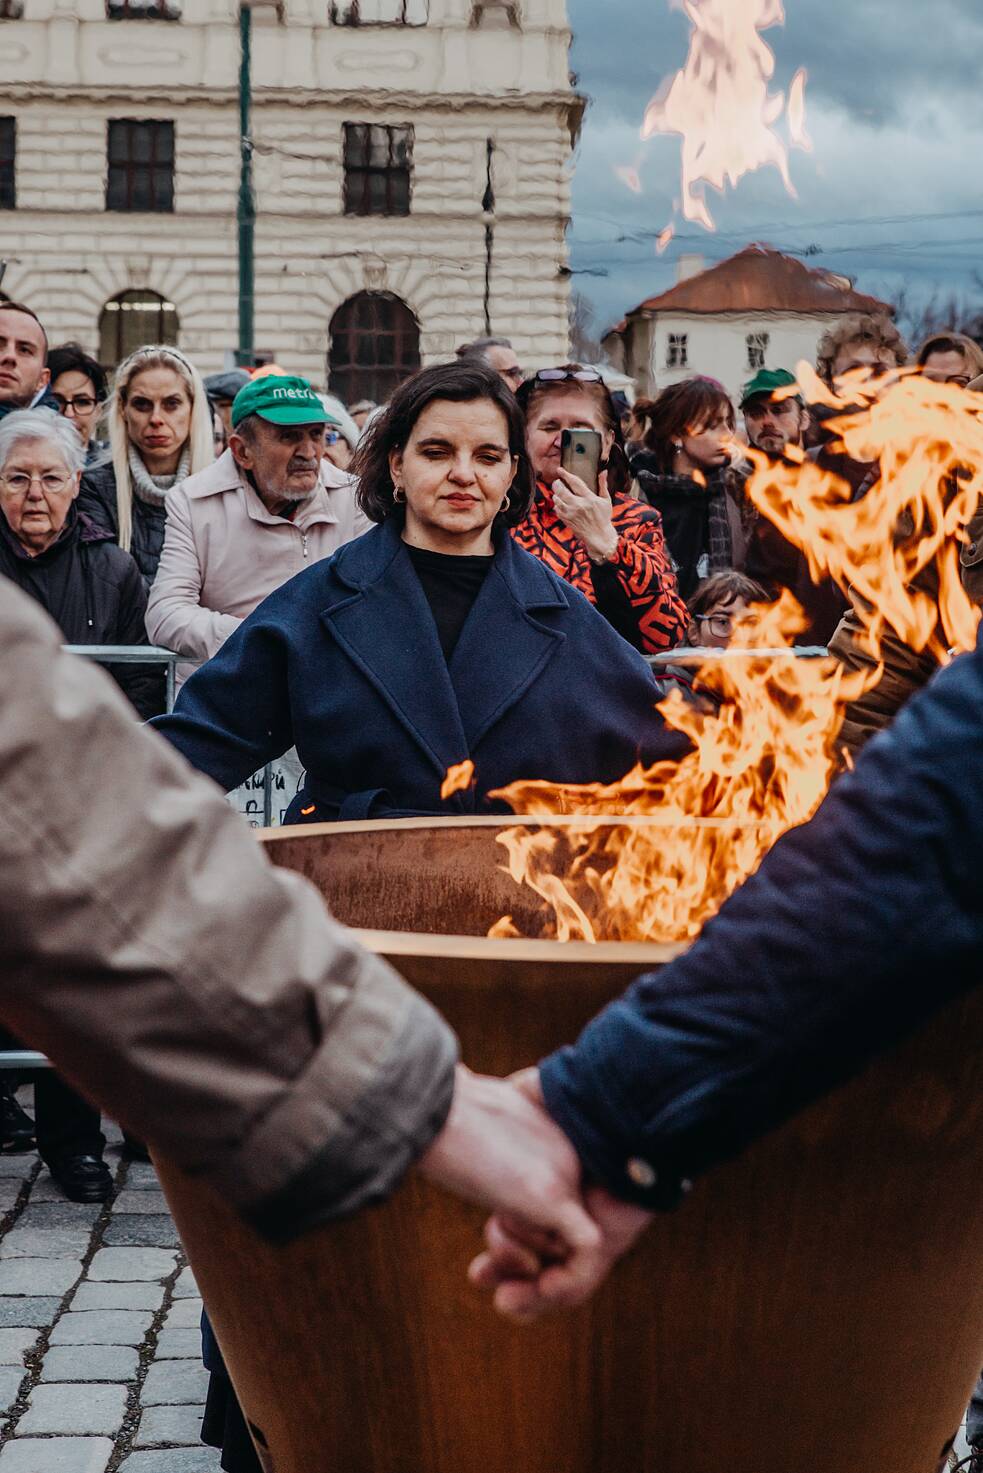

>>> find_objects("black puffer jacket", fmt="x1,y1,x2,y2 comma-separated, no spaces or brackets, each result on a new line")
0,506,162,718
78,460,168,588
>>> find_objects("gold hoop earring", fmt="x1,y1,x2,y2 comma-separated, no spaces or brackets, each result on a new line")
393,485,406,504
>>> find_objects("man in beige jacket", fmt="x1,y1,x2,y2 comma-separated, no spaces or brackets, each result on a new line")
1,577,603,1279
145,374,370,678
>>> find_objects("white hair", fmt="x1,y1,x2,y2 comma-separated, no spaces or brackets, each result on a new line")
107,344,214,553
0,408,86,476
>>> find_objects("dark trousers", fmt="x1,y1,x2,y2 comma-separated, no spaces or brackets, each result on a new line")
34,1071,104,1164
968,1370,983,1449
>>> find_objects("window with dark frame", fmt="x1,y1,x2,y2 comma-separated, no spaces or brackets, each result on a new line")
99,289,179,368
106,0,181,18
746,331,769,371
328,291,420,405
0,118,15,210
106,120,174,213
0,0,25,19
666,333,688,370
331,0,427,24
343,123,412,217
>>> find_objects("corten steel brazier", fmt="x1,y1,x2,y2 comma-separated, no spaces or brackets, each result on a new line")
155,817,983,1473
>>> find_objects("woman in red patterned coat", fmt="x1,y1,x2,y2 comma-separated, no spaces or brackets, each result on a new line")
514,368,687,654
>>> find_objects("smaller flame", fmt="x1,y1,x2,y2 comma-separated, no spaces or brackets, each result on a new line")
787,67,811,151
656,224,676,254
441,760,475,801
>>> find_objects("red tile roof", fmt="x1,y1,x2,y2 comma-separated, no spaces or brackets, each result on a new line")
627,244,894,318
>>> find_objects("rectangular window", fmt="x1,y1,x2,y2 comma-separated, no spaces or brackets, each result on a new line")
331,0,427,23
106,120,174,213
343,123,413,217
106,0,181,17
0,0,25,18
0,118,15,210
746,331,769,371
666,333,688,370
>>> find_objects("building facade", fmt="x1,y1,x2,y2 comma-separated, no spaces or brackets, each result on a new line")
0,0,581,393
604,246,894,402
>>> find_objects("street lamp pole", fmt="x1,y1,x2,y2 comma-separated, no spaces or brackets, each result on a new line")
236,3,255,369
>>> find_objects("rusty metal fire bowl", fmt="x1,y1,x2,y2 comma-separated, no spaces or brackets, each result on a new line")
155,817,983,1473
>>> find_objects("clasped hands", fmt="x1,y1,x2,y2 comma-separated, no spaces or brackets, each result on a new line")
419,1064,652,1323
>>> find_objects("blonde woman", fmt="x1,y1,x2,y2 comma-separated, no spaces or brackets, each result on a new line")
79,345,214,586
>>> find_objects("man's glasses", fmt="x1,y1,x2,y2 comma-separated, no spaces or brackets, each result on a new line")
534,367,604,384
0,471,75,496
52,394,97,414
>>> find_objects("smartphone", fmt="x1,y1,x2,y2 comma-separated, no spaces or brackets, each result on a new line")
560,428,602,493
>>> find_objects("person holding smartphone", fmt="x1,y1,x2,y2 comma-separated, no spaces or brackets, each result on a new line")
514,366,687,654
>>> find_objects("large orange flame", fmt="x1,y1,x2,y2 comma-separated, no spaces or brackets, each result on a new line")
638,0,808,231
488,374,983,944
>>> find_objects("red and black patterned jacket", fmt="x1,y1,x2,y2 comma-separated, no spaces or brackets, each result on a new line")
511,483,687,654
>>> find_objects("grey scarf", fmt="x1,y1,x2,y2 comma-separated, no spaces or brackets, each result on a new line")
128,443,191,508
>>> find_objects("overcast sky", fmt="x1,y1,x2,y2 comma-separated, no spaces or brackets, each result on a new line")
566,0,983,340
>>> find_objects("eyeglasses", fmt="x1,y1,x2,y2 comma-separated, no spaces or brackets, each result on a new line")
0,471,75,496
699,611,761,639
52,394,97,414
534,367,604,384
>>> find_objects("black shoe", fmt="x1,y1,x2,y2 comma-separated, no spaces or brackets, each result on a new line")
1,1088,35,1153
121,1131,151,1163
47,1153,113,1203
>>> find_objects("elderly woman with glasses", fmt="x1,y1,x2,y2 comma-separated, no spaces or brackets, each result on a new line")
0,407,156,1204
514,366,688,654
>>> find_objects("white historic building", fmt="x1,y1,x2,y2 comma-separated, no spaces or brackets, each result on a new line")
0,0,581,394
604,246,895,403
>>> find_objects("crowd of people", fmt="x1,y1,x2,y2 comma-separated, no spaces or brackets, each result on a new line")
0,297,980,1468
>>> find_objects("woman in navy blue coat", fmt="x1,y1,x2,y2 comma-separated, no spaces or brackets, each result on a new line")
153,361,683,825
153,359,684,1473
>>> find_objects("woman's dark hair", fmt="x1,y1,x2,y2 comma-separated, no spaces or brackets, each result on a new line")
632,377,735,474
46,342,108,402
353,361,533,527
516,366,633,497
687,570,771,618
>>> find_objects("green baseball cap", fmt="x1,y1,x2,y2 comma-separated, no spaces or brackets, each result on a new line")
231,374,335,429
739,367,801,410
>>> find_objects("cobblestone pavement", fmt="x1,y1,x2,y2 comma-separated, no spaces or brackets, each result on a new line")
0,1112,218,1473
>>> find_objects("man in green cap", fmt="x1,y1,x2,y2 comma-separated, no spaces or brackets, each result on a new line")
146,373,370,695
739,367,808,460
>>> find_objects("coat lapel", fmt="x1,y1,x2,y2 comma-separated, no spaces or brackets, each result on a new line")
450,533,567,750
321,522,469,777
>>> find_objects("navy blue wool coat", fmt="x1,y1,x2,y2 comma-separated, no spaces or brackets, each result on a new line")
152,515,683,823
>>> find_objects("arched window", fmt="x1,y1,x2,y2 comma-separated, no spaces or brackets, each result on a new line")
328,291,420,405
99,289,179,369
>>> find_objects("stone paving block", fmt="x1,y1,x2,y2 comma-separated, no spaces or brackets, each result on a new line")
162,1299,202,1330
120,1450,217,1472
124,1165,160,1191
0,1185,24,1213
0,1259,81,1297
0,1158,34,1181
154,1328,200,1360
0,1438,113,1471
172,1267,197,1299
112,1191,169,1216
0,1328,37,1364
50,1309,154,1347
134,1403,205,1447
16,1204,100,1231
0,1297,62,1328
19,1381,127,1435
89,1248,176,1283
103,1217,180,1250
0,1227,90,1261
41,1345,139,1383
104,1122,123,1146
72,1281,164,1312
0,1366,23,1411
141,1360,210,1406
27,1172,70,1203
